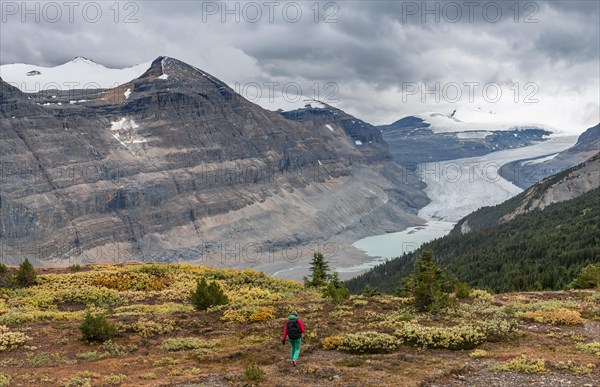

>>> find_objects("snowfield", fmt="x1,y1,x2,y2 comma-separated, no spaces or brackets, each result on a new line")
0,57,151,92
415,107,557,134
417,135,578,222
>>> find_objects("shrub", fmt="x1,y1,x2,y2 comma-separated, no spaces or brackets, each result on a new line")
153,357,179,367
570,264,600,289
489,355,546,374
470,349,489,358
395,317,517,350
244,363,265,383
128,318,174,338
0,325,30,351
454,282,472,299
322,335,343,350
192,347,215,362
555,360,596,376
249,307,276,322
79,311,116,343
0,373,11,387
15,258,36,287
76,340,126,361
576,342,600,356
521,309,585,325
0,264,13,288
190,278,229,311
221,308,252,323
339,331,398,354
362,284,380,297
69,264,82,271
104,374,126,385
160,337,215,352
404,250,451,313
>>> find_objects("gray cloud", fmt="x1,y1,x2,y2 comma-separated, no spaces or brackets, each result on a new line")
0,0,598,132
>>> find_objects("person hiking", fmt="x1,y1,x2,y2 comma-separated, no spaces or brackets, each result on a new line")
281,312,305,366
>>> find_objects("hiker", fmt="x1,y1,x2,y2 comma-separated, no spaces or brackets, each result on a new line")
281,312,305,366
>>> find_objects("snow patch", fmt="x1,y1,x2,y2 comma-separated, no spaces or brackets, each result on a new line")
0,57,152,92
158,74,169,80
325,124,334,132
355,140,363,146
124,89,131,99
110,118,139,131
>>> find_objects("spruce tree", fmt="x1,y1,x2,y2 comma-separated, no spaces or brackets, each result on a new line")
407,250,451,312
191,277,229,310
15,258,36,287
304,252,330,287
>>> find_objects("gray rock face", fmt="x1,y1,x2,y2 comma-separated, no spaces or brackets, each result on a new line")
500,124,600,189
0,57,428,271
280,102,391,164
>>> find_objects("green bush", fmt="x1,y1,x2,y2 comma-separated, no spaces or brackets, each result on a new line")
362,284,380,297
322,272,350,304
15,258,36,287
79,311,116,343
570,264,600,289
244,363,265,383
190,278,229,311
454,281,472,299
0,264,12,288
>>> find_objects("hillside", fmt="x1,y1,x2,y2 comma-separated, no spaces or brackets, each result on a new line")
0,57,428,277
0,264,599,386
500,124,600,189
456,152,600,233
346,182,599,294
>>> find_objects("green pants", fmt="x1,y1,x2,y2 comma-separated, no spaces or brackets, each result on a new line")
289,338,301,361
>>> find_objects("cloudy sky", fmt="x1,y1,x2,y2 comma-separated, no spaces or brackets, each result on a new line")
1,0,598,133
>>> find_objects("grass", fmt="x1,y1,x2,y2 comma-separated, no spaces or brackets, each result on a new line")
0,264,598,386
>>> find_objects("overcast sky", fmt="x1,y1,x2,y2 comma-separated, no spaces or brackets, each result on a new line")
1,0,598,133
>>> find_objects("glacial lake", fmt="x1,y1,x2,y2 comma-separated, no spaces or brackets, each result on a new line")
341,220,456,273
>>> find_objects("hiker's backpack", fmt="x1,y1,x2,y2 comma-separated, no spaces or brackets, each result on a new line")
287,320,302,339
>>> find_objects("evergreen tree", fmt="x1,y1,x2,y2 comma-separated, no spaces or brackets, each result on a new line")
15,258,36,287
191,277,229,310
406,250,451,313
322,272,350,304
304,252,330,287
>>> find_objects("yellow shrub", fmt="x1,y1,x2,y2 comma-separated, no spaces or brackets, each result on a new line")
522,309,585,325
339,332,398,354
221,309,252,322
322,335,343,350
128,318,175,338
249,307,276,322
576,342,600,356
470,349,488,358
0,325,30,351
489,355,546,374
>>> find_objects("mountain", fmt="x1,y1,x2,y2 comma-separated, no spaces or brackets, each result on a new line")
0,56,428,276
379,109,554,166
345,154,600,293
499,124,600,188
279,99,391,164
